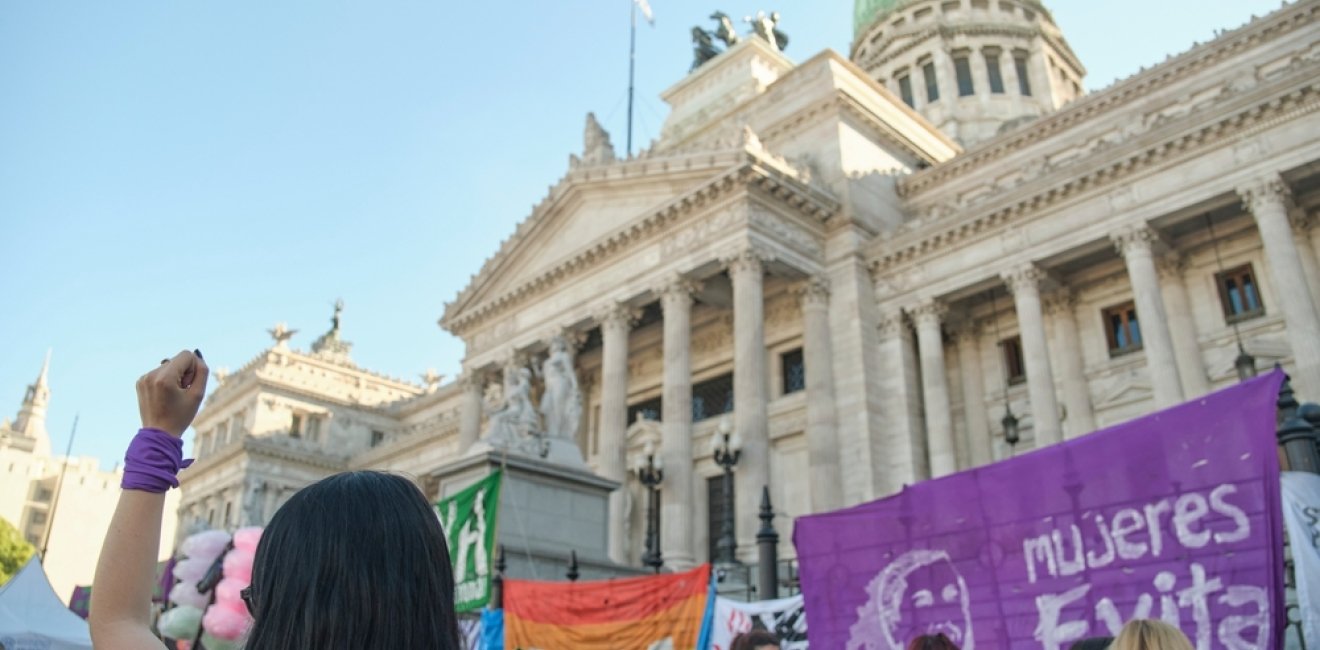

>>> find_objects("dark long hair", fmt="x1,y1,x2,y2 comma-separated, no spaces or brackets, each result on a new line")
243,471,462,649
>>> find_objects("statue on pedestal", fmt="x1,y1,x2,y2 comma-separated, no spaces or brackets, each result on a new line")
483,366,543,454
537,336,582,442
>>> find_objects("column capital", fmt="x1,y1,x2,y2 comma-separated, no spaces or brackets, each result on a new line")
1236,174,1291,215
596,301,641,332
948,317,981,345
1110,223,1159,258
653,274,704,307
793,276,831,309
877,311,905,338
1155,253,1188,280
908,299,948,328
721,246,774,277
458,370,486,392
1043,289,1078,317
1001,263,1048,295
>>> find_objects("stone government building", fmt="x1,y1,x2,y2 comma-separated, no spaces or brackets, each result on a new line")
180,0,1320,581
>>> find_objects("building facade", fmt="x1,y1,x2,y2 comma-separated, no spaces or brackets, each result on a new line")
0,354,180,601
181,0,1320,580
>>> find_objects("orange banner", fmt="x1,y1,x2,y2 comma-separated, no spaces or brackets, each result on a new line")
504,564,710,650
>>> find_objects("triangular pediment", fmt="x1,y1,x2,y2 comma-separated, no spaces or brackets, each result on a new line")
442,159,737,330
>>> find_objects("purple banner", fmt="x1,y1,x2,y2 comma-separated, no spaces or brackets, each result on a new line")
794,372,1286,650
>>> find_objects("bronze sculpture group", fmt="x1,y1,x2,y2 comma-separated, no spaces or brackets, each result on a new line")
691,10,788,70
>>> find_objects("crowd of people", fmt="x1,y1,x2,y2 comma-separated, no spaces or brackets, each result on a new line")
89,350,1209,649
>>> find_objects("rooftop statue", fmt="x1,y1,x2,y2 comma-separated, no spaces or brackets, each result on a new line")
710,11,740,48
746,11,788,52
691,10,787,71
691,26,720,70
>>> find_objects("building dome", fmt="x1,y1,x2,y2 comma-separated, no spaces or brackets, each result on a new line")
854,0,904,39
851,0,1085,147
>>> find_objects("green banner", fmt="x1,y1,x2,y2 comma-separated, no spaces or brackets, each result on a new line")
435,470,502,612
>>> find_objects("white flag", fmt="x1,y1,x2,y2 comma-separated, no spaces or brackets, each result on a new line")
635,0,654,25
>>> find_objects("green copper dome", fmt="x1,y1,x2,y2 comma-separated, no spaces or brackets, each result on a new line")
854,0,903,38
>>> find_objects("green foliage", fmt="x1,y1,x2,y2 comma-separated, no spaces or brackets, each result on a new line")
0,516,36,586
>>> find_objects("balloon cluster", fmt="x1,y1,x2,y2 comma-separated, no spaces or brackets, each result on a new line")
158,527,262,650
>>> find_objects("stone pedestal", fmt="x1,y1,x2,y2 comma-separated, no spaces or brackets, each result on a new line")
429,449,641,582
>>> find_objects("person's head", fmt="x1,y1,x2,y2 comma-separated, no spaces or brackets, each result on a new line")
1069,637,1115,650
1111,619,1193,650
731,630,781,650
908,633,961,650
243,471,461,649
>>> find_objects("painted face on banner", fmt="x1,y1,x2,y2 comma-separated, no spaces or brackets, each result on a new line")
847,549,974,650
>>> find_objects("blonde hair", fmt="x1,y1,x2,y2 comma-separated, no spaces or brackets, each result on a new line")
1110,619,1195,650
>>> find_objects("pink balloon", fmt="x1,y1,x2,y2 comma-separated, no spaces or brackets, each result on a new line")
180,530,232,562
222,548,254,584
202,599,252,641
232,527,263,554
214,578,246,606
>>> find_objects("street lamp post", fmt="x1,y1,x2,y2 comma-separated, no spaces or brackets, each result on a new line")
709,416,742,567
633,440,665,573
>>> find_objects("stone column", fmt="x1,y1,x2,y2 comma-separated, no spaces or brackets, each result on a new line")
1112,225,1185,409
596,303,634,563
458,371,484,451
1290,212,1320,314
1157,256,1210,397
1001,264,1062,445
912,300,957,477
1044,291,1096,438
726,248,770,555
1239,177,1320,397
797,277,841,512
951,320,992,467
658,277,700,569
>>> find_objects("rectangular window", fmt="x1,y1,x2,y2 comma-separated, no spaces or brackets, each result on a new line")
707,475,735,562
914,7,933,20
941,1,960,11
1015,55,1032,96
626,396,663,424
1103,302,1143,357
216,422,229,445
954,56,975,96
289,413,303,438
898,74,915,107
1216,264,1265,322
370,430,386,448
691,373,734,421
223,502,232,527
30,511,46,525
922,61,940,102
985,51,1005,93
34,487,52,502
306,416,322,443
1001,336,1026,385
781,348,805,395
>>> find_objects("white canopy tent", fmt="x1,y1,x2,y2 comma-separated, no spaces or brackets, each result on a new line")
0,557,93,650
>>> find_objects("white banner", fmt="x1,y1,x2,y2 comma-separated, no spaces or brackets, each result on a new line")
1282,471,1320,648
708,594,808,650
1283,470,1314,647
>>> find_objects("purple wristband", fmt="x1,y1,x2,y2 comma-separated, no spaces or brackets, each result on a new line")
122,428,194,493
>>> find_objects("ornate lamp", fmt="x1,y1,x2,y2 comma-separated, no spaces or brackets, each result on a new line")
1001,408,1020,448
632,440,664,573
708,416,742,568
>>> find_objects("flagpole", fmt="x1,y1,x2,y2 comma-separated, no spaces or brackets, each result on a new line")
627,0,637,158
39,414,78,560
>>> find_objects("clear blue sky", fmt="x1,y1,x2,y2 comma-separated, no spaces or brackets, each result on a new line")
0,0,1280,467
